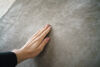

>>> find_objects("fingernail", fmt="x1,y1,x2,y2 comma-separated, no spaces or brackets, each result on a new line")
47,24,51,27
46,37,50,41
45,25,48,27
44,24,51,29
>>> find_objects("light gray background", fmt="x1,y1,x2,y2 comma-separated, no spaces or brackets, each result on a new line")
0,0,100,67
0,0,15,18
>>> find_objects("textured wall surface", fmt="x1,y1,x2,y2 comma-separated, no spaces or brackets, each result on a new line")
0,0,100,67
0,0,15,18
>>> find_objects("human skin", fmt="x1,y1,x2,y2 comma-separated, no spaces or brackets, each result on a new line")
12,24,51,63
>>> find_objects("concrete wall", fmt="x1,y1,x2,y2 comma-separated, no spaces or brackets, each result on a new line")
0,0,15,18
0,0,100,67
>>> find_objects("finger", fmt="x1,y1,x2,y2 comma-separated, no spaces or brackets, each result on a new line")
34,26,50,47
38,37,50,50
31,24,50,39
27,25,51,48
39,26,51,41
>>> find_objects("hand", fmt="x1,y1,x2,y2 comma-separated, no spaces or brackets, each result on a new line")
12,24,51,63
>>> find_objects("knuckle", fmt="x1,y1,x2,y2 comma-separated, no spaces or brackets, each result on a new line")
44,32,47,35
26,50,33,54
34,38,40,42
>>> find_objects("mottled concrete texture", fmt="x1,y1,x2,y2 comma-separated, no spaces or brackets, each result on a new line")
0,0,15,18
0,0,100,67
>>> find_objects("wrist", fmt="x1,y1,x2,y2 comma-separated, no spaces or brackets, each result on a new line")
12,49,28,63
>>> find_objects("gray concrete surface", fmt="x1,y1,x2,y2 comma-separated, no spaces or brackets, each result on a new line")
0,0,100,67
0,0,15,18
